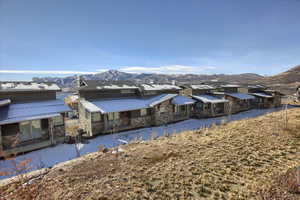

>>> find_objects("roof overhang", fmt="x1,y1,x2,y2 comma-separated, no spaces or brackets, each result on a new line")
0,113,60,125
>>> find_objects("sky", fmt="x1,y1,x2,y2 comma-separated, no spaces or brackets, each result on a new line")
1,0,300,81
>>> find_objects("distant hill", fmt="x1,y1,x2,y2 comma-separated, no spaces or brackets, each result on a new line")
256,65,300,95
33,70,263,89
262,65,300,84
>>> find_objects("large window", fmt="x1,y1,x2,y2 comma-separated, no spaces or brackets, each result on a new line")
174,105,179,113
85,109,90,119
195,103,204,111
108,112,119,121
180,105,186,112
52,115,64,126
19,120,42,141
140,109,147,116
121,90,134,94
92,112,101,122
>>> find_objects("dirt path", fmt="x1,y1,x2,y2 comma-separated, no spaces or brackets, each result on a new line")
1,108,300,199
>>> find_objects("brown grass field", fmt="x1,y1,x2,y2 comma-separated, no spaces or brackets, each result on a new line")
1,108,300,200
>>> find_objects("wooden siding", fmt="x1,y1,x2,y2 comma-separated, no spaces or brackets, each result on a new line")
79,89,140,100
0,91,56,103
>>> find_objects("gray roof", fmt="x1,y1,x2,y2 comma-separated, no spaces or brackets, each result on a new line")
0,99,71,125
221,84,240,88
0,81,60,92
225,93,255,100
82,94,177,113
171,95,196,105
80,80,138,91
189,85,216,90
140,84,181,91
251,92,273,98
192,95,229,103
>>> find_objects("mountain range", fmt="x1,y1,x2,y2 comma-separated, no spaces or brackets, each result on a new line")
32,65,300,94
32,70,263,88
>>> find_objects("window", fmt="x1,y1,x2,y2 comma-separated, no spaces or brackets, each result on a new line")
180,105,186,112
52,115,64,126
147,91,157,95
140,109,147,116
108,112,119,121
19,120,42,141
121,90,134,94
108,113,114,121
19,121,31,141
114,112,119,120
31,120,42,138
160,106,166,113
196,103,204,111
85,109,90,119
174,105,179,113
92,112,101,122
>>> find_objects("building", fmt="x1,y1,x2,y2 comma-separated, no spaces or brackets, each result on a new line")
181,84,229,118
239,85,283,108
219,84,255,113
0,82,71,154
139,84,181,96
263,89,283,107
192,95,229,118
78,81,195,137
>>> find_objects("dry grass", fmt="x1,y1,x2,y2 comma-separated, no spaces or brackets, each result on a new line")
1,108,300,199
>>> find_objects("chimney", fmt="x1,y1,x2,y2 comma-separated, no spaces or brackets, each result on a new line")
76,75,81,88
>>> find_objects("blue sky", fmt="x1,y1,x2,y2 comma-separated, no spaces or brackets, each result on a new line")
1,0,300,81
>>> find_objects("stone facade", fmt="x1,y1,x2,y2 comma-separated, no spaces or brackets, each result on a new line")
225,96,253,114
153,100,175,126
193,102,229,118
0,117,66,154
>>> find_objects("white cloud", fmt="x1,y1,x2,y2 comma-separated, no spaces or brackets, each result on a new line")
0,70,99,75
0,65,216,76
120,65,216,74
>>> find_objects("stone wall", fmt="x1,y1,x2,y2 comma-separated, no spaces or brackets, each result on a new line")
78,102,92,136
154,100,174,126
53,125,65,138
0,91,56,103
131,116,152,128
91,121,105,135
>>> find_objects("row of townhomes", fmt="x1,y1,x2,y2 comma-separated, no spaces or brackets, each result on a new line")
0,82,71,154
78,80,283,138
0,80,283,154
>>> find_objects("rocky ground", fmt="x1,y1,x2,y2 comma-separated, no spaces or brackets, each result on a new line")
1,108,300,200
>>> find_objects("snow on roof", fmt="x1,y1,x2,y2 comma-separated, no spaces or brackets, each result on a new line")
141,84,181,91
97,85,139,89
0,82,60,91
171,95,196,105
149,94,177,107
192,95,229,103
0,99,71,125
0,99,11,107
221,84,240,88
190,85,216,90
225,93,255,100
83,94,178,113
81,100,103,113
251,93,273,98
80,80,138,90
247,85,265,89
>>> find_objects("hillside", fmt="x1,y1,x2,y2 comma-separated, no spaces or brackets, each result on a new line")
257,65,300,94
1,108,299,199
264,65,300,84
32,70,263,88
